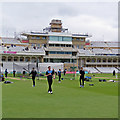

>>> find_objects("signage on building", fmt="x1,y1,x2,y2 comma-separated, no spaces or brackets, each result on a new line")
3,51,17,54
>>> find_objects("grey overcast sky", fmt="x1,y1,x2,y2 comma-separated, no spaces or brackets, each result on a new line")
0,1,118,41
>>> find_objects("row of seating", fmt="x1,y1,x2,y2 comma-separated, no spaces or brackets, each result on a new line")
90,41,118,48
84,67,119,73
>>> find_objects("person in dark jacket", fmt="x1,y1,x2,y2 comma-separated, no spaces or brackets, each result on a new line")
5,69,8,78
79,67,85,88
13,70,16,77
29,68,37,87
63,69,66,76
58,69,61,83
113,70,115,76
46,66,54,94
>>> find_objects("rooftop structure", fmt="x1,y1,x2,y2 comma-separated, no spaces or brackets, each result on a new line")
0,19,119,72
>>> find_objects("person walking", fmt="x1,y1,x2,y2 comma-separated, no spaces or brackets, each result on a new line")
29,68,37,87
79,67,85,88
46,66,54,94
13,70,16,77
63,69,66,76
5,69,8,78
58,69,61,83
113,70,115,76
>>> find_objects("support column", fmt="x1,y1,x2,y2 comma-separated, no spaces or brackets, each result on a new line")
48,58,50,63
6,56,8,62
112,58,113,67
96,57,97,67
41,57,44,63
76,57,78,69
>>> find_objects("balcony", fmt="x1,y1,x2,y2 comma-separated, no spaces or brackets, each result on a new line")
86,62,119,65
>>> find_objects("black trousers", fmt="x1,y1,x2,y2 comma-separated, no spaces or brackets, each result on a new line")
80,77,84,86
5,73,7,78
58,75,61,81
13,73,15,77
47,78,52,92
32,77,35,86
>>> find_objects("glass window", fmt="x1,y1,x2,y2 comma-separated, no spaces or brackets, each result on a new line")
49,36,72,42
57,52,64,54
32,36,36,39
49,51,72,54
80,45,84,49
63,37,72,41
76,38,79,40
65,52,72,54
31,43,35,47
80,38,84,41
42,36,46,39
36,36,40,39
49,51,56,54
49,36,58,41
58,36,62,41
37,44,40,48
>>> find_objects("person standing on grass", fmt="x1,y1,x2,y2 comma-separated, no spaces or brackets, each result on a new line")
1,73,5,81
5,69,8,78
63,69,66,76
13,70,16,77
79,67,85,88
29,68,37,87
113,70,115,76
46,66,54,94
58,69,61,83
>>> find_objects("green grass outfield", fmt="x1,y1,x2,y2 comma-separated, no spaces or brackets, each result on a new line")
2,73,118,118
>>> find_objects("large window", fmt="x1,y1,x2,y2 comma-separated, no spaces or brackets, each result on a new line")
77,45,79,49
49,51,72,54
80,38,85,41
42,36,46,39
36,36,40,39
49,36,72,42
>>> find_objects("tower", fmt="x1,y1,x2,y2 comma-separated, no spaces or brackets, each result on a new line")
50,19,62,32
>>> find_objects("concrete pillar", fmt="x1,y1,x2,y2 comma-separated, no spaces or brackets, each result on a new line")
80,58,82,67
76,57,78,69
41,57,44,63
48,58,50,63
